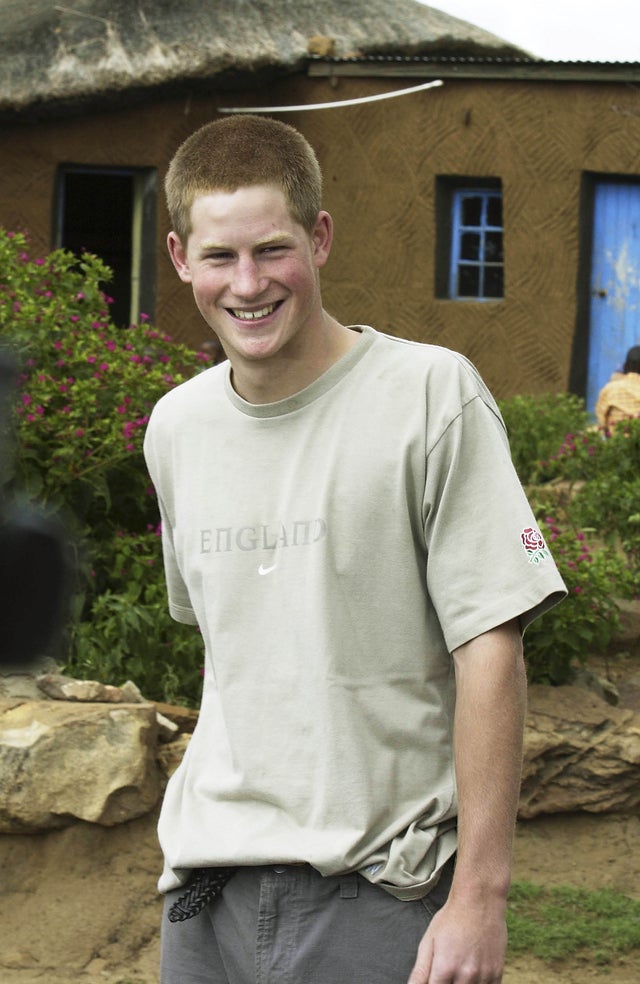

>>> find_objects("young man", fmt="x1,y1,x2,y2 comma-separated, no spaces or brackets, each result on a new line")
144,115,566,984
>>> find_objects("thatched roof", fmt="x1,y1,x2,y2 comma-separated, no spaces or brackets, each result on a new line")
0,0,529,119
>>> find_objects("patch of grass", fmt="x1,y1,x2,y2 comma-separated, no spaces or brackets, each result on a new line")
508,880,640,965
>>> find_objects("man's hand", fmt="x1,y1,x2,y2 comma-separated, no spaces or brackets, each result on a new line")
407,892,507,983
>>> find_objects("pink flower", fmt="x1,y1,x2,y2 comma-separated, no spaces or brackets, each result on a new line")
75,428,85,438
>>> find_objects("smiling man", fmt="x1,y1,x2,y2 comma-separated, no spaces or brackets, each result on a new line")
166,182,357,404
144,115,566,984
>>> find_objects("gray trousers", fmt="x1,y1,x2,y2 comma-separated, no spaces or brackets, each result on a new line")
161,859,454,984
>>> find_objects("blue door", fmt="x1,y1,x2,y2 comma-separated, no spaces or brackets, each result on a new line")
586,181,640,415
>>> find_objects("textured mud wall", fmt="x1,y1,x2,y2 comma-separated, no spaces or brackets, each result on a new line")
293,75,640,398
2,73,640,398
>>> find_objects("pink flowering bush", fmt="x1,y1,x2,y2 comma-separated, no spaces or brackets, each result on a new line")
498,392,589,485
500,394,640,684
0,228,209,702
520,512,632,684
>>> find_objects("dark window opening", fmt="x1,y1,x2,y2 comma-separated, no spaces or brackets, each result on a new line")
54,166,157,327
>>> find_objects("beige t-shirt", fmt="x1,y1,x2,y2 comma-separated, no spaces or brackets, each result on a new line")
144,326,565,899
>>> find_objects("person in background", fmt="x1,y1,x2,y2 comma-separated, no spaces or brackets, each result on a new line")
144,114,566,984
595,345,640,429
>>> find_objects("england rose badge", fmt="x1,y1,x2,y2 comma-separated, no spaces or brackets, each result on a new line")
521,526,551,565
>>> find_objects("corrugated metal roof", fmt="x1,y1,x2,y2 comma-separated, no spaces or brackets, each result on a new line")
307,52,640,81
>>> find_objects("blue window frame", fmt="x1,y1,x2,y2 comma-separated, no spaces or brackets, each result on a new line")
449,189,504,300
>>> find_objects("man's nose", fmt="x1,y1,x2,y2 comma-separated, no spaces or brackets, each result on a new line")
231,257,266,297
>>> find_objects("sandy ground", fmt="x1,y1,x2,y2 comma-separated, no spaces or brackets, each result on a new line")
2,648,640,983
2,806,639,983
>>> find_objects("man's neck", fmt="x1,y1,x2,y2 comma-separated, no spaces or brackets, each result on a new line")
229,318,360,405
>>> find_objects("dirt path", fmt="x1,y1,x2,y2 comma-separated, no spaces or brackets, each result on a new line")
3,640,640,984
1,807,640,983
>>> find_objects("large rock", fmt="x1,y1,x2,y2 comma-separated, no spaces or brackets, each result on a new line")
520,684,640,818
0,700,162,832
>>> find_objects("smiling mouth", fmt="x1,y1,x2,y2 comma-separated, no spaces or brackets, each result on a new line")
229,302,280,321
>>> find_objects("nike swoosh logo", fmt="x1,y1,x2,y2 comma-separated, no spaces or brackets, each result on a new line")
258,562,278,575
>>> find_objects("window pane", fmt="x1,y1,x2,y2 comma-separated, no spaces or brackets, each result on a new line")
461,196,483,226
460,232,480,260
485,231,504,262
486,196,503,227
484,266,504,298
458,265,480,296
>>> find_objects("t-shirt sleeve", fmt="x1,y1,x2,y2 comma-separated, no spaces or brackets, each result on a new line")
143,410,198,626
423,394,566,653
155,492,199,625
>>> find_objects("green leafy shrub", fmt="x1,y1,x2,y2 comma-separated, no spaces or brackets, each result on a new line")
500,392,640,683
547,416,640,568
70,529,205,705
521,509,631,684
0,228,208,704
498,392,590,484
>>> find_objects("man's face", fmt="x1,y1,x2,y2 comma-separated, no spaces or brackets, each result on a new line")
168,184,332,375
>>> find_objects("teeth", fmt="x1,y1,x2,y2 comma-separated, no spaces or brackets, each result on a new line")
232,304,276,320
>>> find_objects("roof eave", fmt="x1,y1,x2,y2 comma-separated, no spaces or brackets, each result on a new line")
308,55,640,83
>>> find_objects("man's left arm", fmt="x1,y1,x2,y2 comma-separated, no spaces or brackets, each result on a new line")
408,618,526,984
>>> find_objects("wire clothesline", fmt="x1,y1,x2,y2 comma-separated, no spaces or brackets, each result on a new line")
219,78,443,113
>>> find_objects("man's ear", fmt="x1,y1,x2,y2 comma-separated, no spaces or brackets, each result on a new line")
311,211,333,269
167,231,193,283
